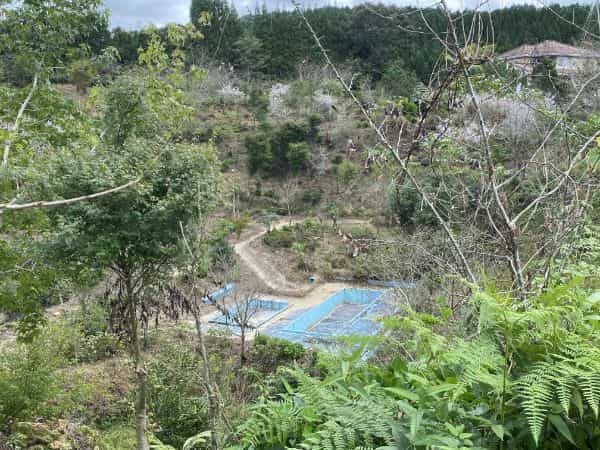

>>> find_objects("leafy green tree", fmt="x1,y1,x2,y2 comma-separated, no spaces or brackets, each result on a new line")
245,119,317,176
379,59,418,99
531,57,567,97
0,0,128,336
190,0,242,61
43,88,219,450
245,130,273,174
0,328,66,428
0,0,108,85
234,31,267,78
327,203,339,228
37,27,216,450
108,28,144,65
287,142,310,172
147,341,209,449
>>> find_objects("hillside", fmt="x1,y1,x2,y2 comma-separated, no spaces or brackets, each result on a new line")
1,1,600,449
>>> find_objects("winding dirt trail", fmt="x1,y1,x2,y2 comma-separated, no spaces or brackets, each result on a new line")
233,217,369,299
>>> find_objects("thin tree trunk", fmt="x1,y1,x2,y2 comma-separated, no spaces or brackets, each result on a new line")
3,74,38,169
127,275,149,450
240,328,246,366
193,310,219,450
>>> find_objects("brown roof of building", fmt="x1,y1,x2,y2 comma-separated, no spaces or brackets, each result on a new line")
498,40,600,60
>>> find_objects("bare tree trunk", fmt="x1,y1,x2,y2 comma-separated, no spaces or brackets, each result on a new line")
240,327,247,366
126,275,149,450
192,310,219,450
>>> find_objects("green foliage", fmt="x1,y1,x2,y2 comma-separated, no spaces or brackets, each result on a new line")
6,421,100,449
379,59,418,99
147,340,209,449
43,139,219,270
301,189,323,206
107,4,593,82
231,215,251,239
263,220,325,250
0,321,97,429
0,83,96,172
246,118,319,176
335,160,358,190
385,178,450,227
287,142,311,171
235,365,397,449
0,340,62,428
263,227,296,249
0,0,109,84
98,426,174,450
233,281,600,449
67,58,99,93
183,431,212,450
531,57,567,97
63,303,124,362
102,75,156,149
245,130,273,175
252,334,305,370
234,31,267,77
190,0,242,61
247,86,269,123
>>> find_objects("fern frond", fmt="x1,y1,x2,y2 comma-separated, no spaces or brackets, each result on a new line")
517,362,555,445
580,371,600,418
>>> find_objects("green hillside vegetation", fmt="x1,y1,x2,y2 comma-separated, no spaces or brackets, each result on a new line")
1,0,600,449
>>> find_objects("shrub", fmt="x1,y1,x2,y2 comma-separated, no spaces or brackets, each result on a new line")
247,86,269,123
231,215,250,239
347,225,376,240
78,333,124,362
331,154,344,165
263,227,295,248
64,303,123,362
298,219,324,237
385,181,439,226
67,302,108,337
147,341,209,449
335,160,358,190
245,131,273,174
98,426,137,450
379,59,418,99
287,142,310,171
252,334,305,370
6,421,100,450
245,118,318,176
0,336,63,428
301,189,322,205
220,157,234,172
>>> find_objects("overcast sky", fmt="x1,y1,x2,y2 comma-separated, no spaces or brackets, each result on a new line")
103,0,588,29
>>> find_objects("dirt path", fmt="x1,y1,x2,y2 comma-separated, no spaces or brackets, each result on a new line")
233,217,369,298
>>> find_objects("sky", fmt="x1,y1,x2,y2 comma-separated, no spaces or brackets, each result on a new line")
103,0,590,29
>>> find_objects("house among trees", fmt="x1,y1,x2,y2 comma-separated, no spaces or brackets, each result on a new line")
497,40,600,75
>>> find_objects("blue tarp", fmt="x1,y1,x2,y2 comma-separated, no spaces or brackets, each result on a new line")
202,283,235,304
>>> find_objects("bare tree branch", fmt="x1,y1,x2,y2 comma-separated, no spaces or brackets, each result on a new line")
0,178,140,213
295,2,477,286
2,73,38,169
